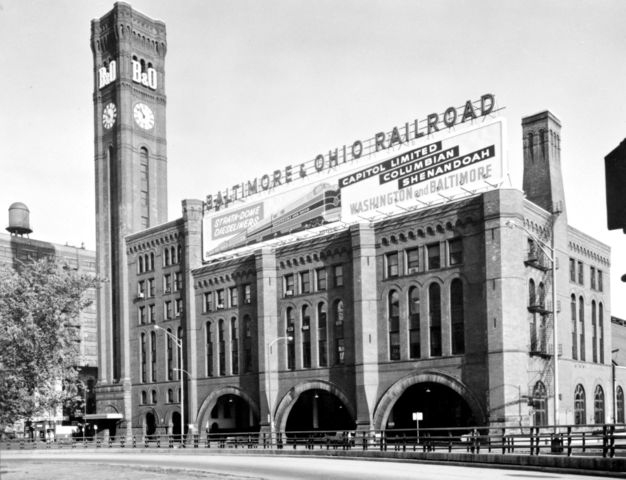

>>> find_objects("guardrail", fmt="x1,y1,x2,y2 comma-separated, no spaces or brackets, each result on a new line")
2,424,624,458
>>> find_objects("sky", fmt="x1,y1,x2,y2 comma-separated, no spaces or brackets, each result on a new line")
0,0,625,316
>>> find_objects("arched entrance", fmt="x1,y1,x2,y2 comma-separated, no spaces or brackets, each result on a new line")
171,411,181,439
197,387,260,435
275,381,355,433
373,372,484,430
145,411,157,438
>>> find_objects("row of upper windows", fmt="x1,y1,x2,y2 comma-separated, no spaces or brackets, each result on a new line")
139,388,180,405
136,245,182,275
202,284,252,312
283,264,343,297
569,258,604,291
384,238,462,279
138,298,183,324
137,273,182,298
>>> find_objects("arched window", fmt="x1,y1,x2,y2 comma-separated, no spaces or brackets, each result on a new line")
141,390,147,404
334,300,345,365
286,308,295,370
409,287,420,359
617,386,625,423
167,328,173,381
150,331,157,382
168,389,174,403
388,291,400,360
206,321,213,377
164,248,170,267
599,303,605,364
574,384,586,425
138,256,144,274
528,279,536,306
532,381,548,426
451,279,464,355
537,282,545,308
150,252,154,271
579,297,585,361
302,306,311,368
528,132,535,162
218,319,225,376
171,246,177,264
571,295,577,359
594,385,605,424
231,317,239,375
591,301,597,363
243,315,253,373
140,146,150,229
151,390,157,404
141,333,147,383
318,303,328,367
429,283,442,357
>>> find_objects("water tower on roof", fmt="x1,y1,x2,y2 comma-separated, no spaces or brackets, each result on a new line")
6,202,33,236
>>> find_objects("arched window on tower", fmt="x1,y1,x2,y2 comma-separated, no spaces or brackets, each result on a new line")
218,319,225,376
286,307,295,370
231,317,239,375
334,300,345,365
167,328,173,381
388,290,400,360
617,386,625,423
409,287,420,359
579,297,586,361
591,301,597,362
594,385,605,424
532,381,548,426
243,315,253,373
318,302,328,367
571,294,577,359
528,132,535,162
140,147,150,229
163,247,170,267
150,331,157,382
450,279,465,355
574,384,586,425
528,279,536,306
140,333,147,383
302,305,311,368
138,256,144,274
206,321,213,377
599,303,605,363
429,283,442,357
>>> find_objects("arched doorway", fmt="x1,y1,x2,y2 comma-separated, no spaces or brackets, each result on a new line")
171,411,181,439
145,411,157,438
385,382,474,430
196,388,260,435
285,388,355,432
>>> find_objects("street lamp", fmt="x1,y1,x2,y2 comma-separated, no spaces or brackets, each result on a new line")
266,335,293,445
154,325,184,441
506,219,559,428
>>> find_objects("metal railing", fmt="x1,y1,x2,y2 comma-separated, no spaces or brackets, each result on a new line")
1,424,624,458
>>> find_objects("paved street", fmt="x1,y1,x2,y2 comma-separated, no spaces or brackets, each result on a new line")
0,452,616,480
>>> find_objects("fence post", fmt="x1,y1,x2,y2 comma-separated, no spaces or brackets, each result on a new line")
609,424,616,458
501,428,506,455
602,425,608,458
566,426,572,457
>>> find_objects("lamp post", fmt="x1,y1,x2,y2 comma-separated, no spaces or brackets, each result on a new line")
154,325,184,441
506,220,559,428
266,335,293,445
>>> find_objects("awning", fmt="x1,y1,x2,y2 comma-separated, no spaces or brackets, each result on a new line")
84,413,123,420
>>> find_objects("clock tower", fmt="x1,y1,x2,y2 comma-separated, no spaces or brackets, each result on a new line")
91,2,167,426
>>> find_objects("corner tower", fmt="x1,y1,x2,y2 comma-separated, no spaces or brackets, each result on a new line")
522,111,566,218
91,2,167,417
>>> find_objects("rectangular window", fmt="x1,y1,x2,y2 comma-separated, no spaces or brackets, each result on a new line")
448,238,463,266
174,272,182,292
206,323,213,377
590,267,596,290
300,271,311,294
138,280,145,298
231,320,239,375
569,258,576,282
333,264,344,287
427,243,440,270
386,252,399,278
167,334,173,381
175,298,183,317
204,291,213,313
139,306,146,325
243,284,252,304
284,274,295,296
147,278,155,297
164,301,172,320
406,248,419,273
216,289,225,309
149,304,155,324
578,261,584,285
230,286,238,307
318,307,328,367
316,268,327,291
163,274,172,294
598,270,603,292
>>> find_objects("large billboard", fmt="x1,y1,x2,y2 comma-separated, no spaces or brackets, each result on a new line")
203,98,505,260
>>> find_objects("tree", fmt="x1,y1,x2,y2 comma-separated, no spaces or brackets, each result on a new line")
0,257,99,428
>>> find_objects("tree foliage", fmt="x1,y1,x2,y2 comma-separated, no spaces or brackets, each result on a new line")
0,257,99,426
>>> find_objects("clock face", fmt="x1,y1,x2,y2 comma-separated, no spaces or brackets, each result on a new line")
102,102,117,129
133,103,155,130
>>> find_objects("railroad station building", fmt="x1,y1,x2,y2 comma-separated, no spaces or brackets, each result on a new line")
91,3,626,439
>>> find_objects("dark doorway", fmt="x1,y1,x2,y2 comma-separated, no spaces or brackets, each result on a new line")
386,382,474,430
208,394,259,434
145,412,157,438
285,389,354,432
171,411,181,439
